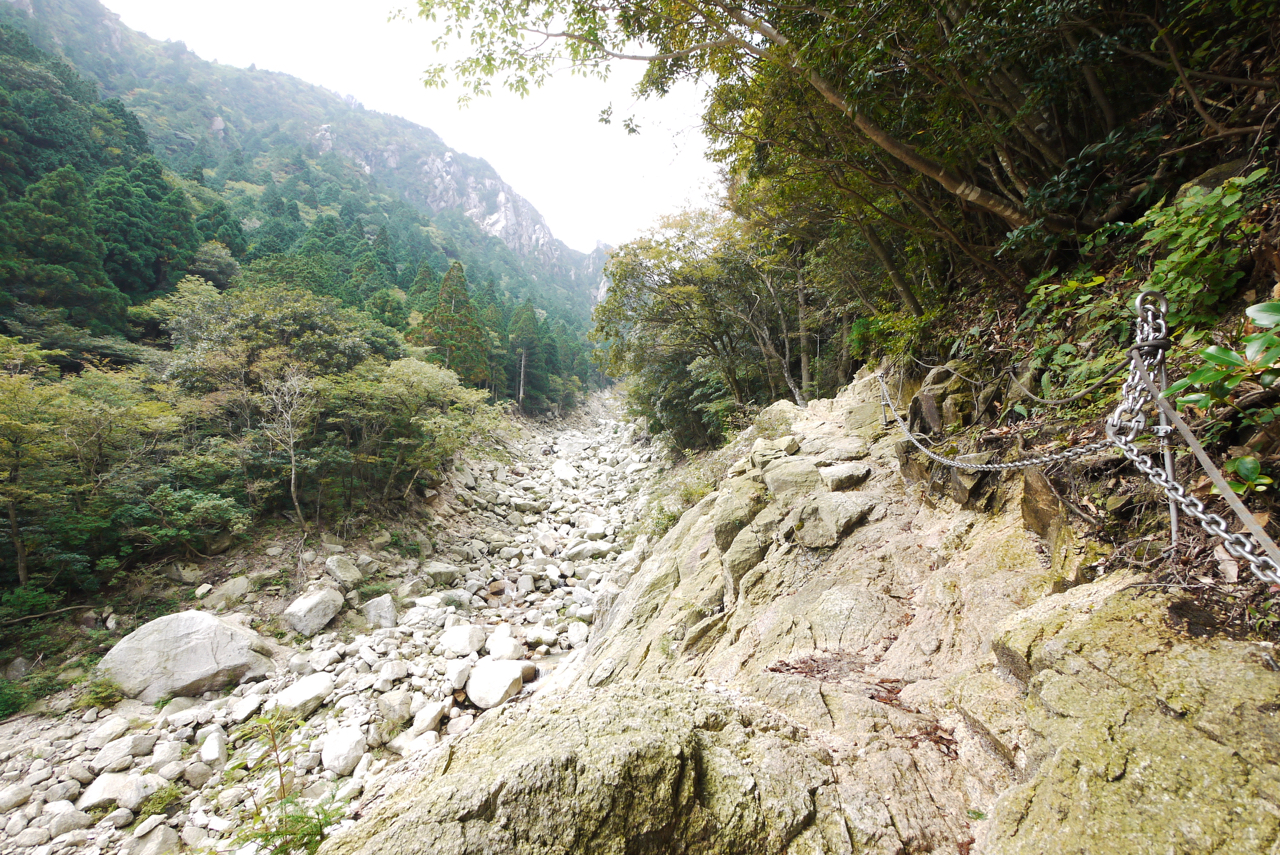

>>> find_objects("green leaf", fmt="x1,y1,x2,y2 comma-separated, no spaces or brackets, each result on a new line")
1247,303,1280,328
1200,346,1247,367
1234,456,1262,482
1244,332,1279,361
1186,365,1230,384
1177,392,1213,409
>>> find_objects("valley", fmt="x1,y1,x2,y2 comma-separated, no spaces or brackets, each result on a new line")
1,0,1279,852
0,391,668,853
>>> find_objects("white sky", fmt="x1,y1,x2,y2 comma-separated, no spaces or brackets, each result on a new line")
100,0,719,253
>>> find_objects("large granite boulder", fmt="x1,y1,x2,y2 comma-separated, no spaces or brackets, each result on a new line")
984,585,1280,855
761,457,824,502
791,493,876,548
421,561,465,586
464,659,523,709
283,588,344,637
708,475,767,553
318,683,839,855
97,611,273,703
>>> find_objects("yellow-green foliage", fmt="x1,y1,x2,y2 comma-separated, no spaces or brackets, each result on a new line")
74,677,125,709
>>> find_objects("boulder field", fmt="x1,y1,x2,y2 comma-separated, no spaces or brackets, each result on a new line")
326,376,1280,855
0,394,662,855
2,380,1279,855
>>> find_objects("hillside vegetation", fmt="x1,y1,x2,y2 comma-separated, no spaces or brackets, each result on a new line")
0,12,601,656
418,0,1280,609
519,0,1280,447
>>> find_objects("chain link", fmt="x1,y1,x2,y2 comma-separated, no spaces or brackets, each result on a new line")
879,290,1280,585
876,373,1115,472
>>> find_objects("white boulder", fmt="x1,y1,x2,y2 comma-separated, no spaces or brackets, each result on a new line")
322,727,367,777
363,594,397,628
97,611,273,703
266,672,334,719
465,659,524,709
76,773,165,812
324,555,363,589
439,624,486,657
283,588,344,637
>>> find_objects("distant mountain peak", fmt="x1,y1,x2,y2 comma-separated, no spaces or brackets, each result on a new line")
2,0,602,318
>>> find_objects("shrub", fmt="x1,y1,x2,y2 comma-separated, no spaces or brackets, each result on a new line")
356,581,392,601
75,677,125,709
0,679,27,718
1137,168,1267,327
134,783,183,823
231,712,345,855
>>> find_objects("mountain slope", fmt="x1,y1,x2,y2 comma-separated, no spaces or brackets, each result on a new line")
0,0,606,322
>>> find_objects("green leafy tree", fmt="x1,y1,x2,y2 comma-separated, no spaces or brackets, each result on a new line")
509,301,550,412
91,157,198,299
187,240,241,288
195,201,247,257
0,338,67,587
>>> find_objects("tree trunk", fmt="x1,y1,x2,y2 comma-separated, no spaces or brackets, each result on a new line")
756,275,807,406
724,8,1041,229
838,314,854,383
1064,30,1115,134
798,277,811,394
382,447,411,502
517,349,526,408
288,446,306,531
716,340,747,406
747,327,780,400
858,218,925,317
7,498,27,588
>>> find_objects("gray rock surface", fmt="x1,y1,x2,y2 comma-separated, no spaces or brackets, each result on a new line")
761,456,824,501
0,783,31,811
464,659,523,709
439,625,486,657
791,492,876,548
267,672,334,719
421,561,465,586
325,555,363,588
97,611,273,702
362,594,397,628
284,588,345,636
122,823,180,855
318,684,837,855
76,773,164,812
322,727,367,777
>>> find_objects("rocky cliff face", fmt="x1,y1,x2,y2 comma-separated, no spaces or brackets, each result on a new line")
316,130,569,270
324,375,1280,854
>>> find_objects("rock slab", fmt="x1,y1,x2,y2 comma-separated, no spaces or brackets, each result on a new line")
284,588,344,637
317,683,835,855
97,611,273,703
464,660,524,709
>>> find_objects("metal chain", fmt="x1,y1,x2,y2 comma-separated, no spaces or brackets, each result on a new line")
876,372,1115,472
1105,294,1280,584
879,290,1280,585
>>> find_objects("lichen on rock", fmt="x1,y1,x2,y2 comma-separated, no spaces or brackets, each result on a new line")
320,683,842,855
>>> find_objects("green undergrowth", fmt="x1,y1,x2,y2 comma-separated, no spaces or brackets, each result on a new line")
74,677,125,709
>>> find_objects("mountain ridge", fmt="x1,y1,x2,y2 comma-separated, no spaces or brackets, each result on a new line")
0,0,606,319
